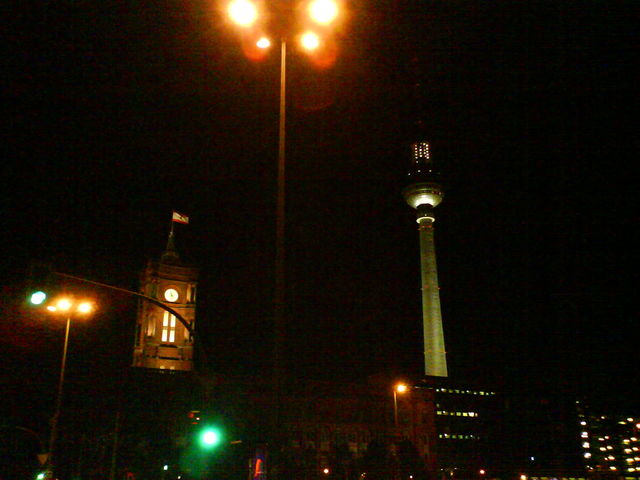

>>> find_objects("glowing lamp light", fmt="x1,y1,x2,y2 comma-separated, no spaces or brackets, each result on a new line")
56,298,72,312
77,302,93,314
308,0,338,25
301,31,320,51
396,383,408,393
479,470,486,475
228,0,258,27
47,305,57,312
257,37,271,49
323,468,330,475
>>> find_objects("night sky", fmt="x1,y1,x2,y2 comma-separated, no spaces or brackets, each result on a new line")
2,0,637,428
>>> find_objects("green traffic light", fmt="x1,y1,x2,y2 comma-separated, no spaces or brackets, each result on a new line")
36,473,46,480
29,291,47,305
199,427,222,449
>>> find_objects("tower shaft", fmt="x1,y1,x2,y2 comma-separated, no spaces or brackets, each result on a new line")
418,221,448,377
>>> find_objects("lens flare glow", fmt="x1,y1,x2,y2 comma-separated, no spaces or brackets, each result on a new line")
257,37,271,49
228,0,258,27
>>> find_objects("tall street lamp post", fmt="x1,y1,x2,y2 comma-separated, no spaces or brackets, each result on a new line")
393,383,408,427
225,0,342,420
45,297,95,478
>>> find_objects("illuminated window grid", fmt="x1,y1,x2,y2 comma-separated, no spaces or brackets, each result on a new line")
162,311,177,343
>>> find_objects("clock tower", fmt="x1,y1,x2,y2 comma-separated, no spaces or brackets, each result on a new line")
132,231,199,371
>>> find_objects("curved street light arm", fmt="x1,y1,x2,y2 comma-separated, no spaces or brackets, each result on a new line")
52,271,209,370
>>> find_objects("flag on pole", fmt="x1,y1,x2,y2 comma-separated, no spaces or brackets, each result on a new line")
172,211,189,224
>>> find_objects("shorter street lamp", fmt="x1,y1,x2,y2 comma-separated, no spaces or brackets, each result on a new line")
393,383,408,427
45,296,95,478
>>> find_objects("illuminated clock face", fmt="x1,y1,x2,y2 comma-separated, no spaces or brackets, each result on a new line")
164,288,179,302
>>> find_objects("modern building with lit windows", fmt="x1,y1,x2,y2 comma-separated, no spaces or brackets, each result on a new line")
412,379,505,478
576,400,640,477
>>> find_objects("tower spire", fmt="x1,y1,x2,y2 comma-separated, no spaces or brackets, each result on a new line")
402,140,448,378
161,230,180,264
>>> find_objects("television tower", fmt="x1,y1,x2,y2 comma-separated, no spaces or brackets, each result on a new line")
402,141,448,378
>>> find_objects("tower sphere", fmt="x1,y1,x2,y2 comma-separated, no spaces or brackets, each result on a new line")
402,183,444,210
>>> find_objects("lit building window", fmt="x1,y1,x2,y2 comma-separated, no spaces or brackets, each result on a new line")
584,452,592,459
581,432,589,438
582,442,590,448
162,311,177,343
413,142,430,160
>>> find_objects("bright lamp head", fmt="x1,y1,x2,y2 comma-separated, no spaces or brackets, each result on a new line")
228,0,258,27
301,31,320,50
308,0,338,25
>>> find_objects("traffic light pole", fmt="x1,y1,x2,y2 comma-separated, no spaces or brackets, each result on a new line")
48,271,211,480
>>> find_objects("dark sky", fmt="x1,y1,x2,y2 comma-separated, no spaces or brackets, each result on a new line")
2,0,637,420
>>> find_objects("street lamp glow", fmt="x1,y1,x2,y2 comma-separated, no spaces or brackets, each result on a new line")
301,31,320,51
228,0,258,27
56,298,72,312
77,302,93,314
257,37,271,49
308,0,338,25
396,383,408,394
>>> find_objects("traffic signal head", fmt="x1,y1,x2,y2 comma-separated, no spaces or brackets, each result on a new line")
198,426,223,449
25,263,54,307
29,290,48,305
